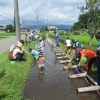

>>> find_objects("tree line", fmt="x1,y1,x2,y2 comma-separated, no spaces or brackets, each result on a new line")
71,0,100,46
0,24,15,32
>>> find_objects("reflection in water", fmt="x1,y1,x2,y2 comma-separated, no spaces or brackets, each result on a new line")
38,68,45,81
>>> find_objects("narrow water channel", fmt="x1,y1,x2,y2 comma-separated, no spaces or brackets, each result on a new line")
23,40,99,100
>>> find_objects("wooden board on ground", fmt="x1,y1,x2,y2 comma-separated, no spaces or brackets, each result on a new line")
55,51,63,53
77,86,100,92
63,65,78,70
56,53,65,56
57,56,68,59
69,72,87,78
60,60,71,64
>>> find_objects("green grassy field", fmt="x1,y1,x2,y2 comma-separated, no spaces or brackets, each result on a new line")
49,32,98,51
61,34,98,47
0,32,16,36
0,40,38,100
0,32,26,40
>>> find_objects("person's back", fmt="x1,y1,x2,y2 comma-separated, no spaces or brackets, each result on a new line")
65,37,71,54
31,50,39,56
66,39,71,47
13,47,22,59
81,49,97,59
75,41,83,49
10,44,16,52
79,49,97,74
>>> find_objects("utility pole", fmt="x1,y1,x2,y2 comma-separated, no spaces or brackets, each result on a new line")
36,10,39,33
14,0,20,41
47,19,48,27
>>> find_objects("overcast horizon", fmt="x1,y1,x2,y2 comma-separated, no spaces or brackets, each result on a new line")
0,0,85,26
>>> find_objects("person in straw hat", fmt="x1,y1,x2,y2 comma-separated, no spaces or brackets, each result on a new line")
12,42,28,61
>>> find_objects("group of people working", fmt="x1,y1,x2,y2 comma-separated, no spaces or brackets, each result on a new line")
8,30,100,85
65,32,100,86
8,36,45,69
29,37,45,69
8,40,28,61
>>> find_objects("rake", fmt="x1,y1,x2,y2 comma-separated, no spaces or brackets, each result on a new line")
67,52,75,67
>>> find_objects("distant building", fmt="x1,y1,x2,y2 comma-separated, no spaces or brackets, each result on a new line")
48,26,58,31
0,27,6,32
20,26,30,32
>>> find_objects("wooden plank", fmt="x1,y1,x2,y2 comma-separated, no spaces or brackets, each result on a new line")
54,48,61,51
78,86,100,92
69,72,87,78
56,53,65,56
60,60,71,64
57,56,68,59
55,51,63,53
63,65,78,70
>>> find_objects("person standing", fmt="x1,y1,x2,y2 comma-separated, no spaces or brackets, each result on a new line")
65,37,71,54
95,32,100,85
24,34,28,46
55,31,60,47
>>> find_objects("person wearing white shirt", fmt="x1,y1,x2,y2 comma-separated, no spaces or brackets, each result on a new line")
65,37,71,54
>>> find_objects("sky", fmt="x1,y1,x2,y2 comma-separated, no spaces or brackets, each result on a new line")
0,0,85,26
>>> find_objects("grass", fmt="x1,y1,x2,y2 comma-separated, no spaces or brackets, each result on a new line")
0,32,26,40
0,32,16,37
61,34,98,47
0,40,38,100
49,32,97,51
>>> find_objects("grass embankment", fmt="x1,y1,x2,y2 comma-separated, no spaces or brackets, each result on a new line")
0,41,38,100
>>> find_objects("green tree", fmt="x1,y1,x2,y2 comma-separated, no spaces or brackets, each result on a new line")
78,0,100,46
0,25,3,27
45,27,49,31
71,22,83,31
6,24,14,32
40,28,45,32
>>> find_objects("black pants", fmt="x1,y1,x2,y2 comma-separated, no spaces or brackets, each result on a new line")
97,58,100,85
86,57,96,73
16,53,24,61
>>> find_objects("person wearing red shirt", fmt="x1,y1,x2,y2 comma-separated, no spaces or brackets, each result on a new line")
78,49,97,74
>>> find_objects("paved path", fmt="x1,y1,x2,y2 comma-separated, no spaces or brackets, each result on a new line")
0,35,24,54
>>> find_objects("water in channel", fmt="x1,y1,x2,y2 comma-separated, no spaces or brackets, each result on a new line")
23,40,99,100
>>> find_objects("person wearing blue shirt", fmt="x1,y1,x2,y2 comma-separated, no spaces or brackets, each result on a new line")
29,48,39,60
55,31,60,47
72,38,83,64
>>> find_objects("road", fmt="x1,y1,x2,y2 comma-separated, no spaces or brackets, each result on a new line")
0,35,24,54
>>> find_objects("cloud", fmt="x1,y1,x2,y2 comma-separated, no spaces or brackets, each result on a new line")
0,0,85,26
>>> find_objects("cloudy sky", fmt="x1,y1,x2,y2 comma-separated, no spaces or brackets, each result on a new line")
0,0,85,26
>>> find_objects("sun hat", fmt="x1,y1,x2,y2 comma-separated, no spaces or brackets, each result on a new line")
16,42,22,48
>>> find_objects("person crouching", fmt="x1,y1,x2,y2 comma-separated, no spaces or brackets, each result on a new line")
12,42,25,61
37,49,45,69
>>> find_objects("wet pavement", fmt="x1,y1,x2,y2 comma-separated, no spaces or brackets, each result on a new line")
23,40,100,100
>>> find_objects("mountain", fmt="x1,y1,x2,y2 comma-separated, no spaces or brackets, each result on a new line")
28,24,72,30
